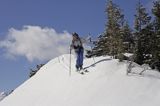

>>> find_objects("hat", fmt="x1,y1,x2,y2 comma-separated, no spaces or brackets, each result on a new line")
72,32,79,37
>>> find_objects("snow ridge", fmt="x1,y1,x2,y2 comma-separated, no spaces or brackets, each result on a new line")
0,54,160,106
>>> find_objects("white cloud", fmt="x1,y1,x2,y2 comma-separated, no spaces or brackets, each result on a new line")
0,25,72,62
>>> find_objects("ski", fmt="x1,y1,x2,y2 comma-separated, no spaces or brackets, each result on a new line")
77,69,89,75
76,70,84,75
79,71,85,75
84,69,89,73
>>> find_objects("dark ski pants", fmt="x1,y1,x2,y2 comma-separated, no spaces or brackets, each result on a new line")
76,48,84,69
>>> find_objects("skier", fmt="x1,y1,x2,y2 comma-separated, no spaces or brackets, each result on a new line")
70,32,84,71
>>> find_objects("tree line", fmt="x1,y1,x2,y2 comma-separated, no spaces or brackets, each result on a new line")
88,0,160,70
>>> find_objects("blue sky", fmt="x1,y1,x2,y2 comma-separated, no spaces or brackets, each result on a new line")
0,0,154,92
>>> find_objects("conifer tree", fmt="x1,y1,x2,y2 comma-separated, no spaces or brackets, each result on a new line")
121,22,134,53
104,0,125,58
152,0,160,62
134,0,152,65
91,0,125,58
92,33,108,56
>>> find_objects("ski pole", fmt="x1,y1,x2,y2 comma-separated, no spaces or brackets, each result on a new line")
88,34,95,64
90,45,95,64
69,46,71,76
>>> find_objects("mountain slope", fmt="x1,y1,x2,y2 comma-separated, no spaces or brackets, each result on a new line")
0,54,160,106
0,92,7,101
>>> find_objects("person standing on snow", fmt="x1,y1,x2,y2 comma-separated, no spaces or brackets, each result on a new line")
70,32,84,71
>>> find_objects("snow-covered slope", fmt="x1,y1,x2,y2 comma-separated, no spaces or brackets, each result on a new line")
1,54,160,106
0,92,7,101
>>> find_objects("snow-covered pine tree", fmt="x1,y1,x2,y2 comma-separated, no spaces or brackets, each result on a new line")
134,0,152,65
